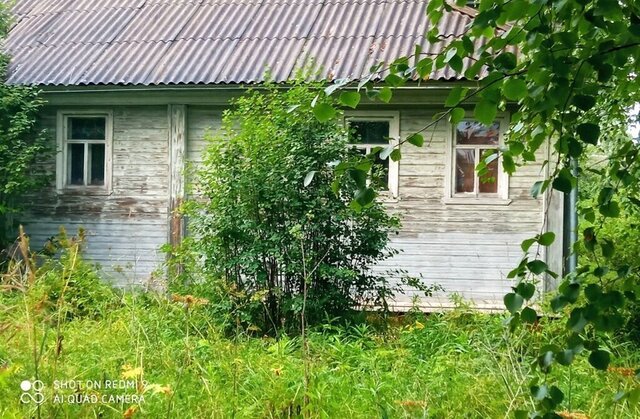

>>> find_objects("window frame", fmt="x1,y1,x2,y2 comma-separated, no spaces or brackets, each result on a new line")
444,115,511,205
56,110,113,195
343,111,400,198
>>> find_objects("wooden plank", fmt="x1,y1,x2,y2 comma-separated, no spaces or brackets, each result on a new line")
168,104,187,247
544,189,564,291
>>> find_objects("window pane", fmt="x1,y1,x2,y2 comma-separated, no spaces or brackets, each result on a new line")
350,121,390,144
455,149,475,193
350,145,368,156
373,154,389,189
456,121,500,145
68,117,106,140
68,143,85,185
479,155,499,193
88,143,105,185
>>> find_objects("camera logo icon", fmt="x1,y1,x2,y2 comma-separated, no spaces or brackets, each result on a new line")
20,380,45,405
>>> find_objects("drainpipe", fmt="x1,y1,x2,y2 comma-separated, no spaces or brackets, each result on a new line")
563,157,579,276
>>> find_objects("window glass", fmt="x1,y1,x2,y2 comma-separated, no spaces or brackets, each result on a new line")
373,153,390,187
350,121,390,144
478,157,499,193
68,143,85,185
348,119,392,191
456,121,499,145
89,143,105,185
455,149,475,193
64,115,107,188
68,117,106,140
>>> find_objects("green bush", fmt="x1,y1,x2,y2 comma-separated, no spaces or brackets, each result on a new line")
0,5,51,249
579,143,640,344
39,228,119,320
173,84,404,334
1,227,119,321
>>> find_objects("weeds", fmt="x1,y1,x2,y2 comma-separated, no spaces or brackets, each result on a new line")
0,229,639,418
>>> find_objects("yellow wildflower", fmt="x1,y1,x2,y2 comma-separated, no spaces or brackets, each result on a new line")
396,400,428,408
608,366,636,377
557,411,589,419
123,405,138,418
144,383,173,396
121,365,143,379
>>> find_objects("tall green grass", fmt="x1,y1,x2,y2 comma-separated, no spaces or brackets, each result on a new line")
0,232,638,418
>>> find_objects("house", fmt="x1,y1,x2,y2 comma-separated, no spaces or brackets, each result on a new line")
4,0,563,310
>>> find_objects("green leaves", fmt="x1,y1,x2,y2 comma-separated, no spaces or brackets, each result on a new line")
416,57,433,79
502,78,528,101
567,308,588,333
406,133,424,147
538,232,556,246
552,168,576,193
450,107,465,124
556,349,575,366
600,239,615,259
576,123,600,145
521,232,555,252
588,350,611,370
521,307,537,323
191,84,401,332
516,282,536,300
379,145,395,161
378,87,393,103
573,94,597,111
349,168,367,189
530,180,547,199
504,292,524,313
354,187,376,207
474,100,498,125
445,86,468,107
313,103,336,122
527,260,548,275
338,91,361,109
384,73,405,88
599,200,620,217
493,52,517,71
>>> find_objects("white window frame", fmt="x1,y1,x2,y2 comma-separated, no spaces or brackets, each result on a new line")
443,115,511,205
344,111,400,198
56,110,113,194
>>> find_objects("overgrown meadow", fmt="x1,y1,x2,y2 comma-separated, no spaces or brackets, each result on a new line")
0,232,638,418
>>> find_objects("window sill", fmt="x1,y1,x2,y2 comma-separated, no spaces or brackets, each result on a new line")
381,196,400,204
442,197,512,206
57,187,112,197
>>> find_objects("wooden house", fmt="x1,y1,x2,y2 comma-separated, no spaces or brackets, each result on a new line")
4,0,563,310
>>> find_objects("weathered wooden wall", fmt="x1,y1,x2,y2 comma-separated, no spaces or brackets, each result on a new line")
380,109,548,310
21,106,170,287
20,88,560,309
187,106,553,310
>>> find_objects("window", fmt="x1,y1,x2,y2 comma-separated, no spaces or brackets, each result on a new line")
345,112,400,197
447,119,509,201
57,112,112,192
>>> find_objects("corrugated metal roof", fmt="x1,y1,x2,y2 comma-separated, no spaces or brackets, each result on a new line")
4,0,482,86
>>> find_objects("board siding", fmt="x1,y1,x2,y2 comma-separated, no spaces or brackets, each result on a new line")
187,106,550,310
21,100,555,310
20,106,170,287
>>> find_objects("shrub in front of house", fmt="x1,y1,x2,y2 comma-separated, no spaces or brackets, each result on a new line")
173,85,403,334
